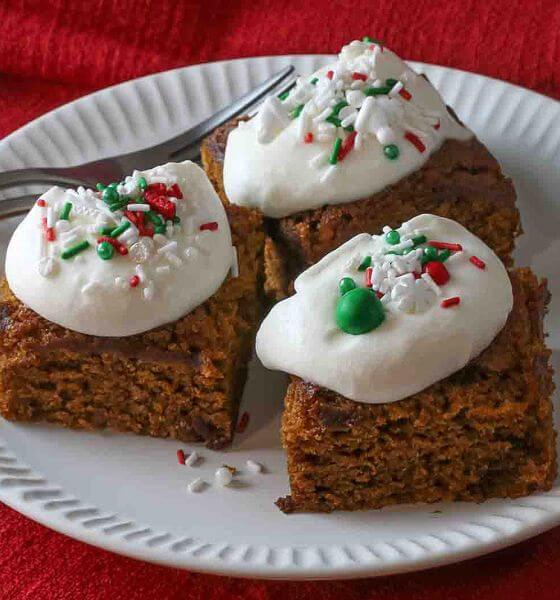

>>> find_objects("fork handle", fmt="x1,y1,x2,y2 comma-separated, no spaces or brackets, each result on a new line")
0,195,36,218
0,168,87,192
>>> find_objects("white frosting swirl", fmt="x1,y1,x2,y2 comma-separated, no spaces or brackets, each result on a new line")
6,161,234,337
224,40,472,218
256,215,513,404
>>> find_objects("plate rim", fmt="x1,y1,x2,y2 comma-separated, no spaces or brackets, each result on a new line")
1,54,559,580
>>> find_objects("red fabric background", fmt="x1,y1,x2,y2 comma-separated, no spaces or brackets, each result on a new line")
1,1,559,597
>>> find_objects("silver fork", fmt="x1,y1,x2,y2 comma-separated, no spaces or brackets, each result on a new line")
0,65,297,218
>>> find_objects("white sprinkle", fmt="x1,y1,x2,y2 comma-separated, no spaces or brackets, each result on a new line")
446,251,465,264
143,281,155,301
310,152,328,169
55,220,71,233
184,246,199,260
246,459,262,474
36,257,55,278
214,467,233,487
166,253,183,268
135,264,146,282
187,478,205,494
62,234,79,248
319,165,337,183
230,246,239,278
155,265,171,276
421,272,442,295
389,81,404,96
126,203,150,212
185,451,199,467
157,241,178,255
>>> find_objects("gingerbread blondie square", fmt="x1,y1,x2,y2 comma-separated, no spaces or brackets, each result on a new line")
276,269,555,512
0,202,263,449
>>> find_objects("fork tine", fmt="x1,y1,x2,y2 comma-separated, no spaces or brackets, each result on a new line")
168,74,298,162
163,65,296,158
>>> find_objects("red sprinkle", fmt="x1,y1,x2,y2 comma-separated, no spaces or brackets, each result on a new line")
404,131,426,153
365,266,373,288
129,275,140,288
441,296,461,308
352,72,368,81
236,411,250,433
399,88,412,101
326,70,334,80
176,449,186,465
167,183,183,199
304,132,314,144
433,120,441,130
199,221,218,232
338,131,358,161
46,227,56,242
413,271,421,280
145,194,175,220
428,241,463,252
375,291,384,299
98,236,128,255
146,182,167,195
425,261,450,285
469,255,486,270
36,198,46,207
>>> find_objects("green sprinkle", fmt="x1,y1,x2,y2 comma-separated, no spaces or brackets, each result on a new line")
154,224,167,235
339,277,357,296
383,144,400,160
362,36,373,43
60,202,73,221
310,77,319,85
97,241,115,260
290,104,304,119
146,210,163,226
385,230,400,245
364,86,391,96
331,101,348,116
173,216,181,224
411,234,427,246
326,115,342,128
438,249,451,262
138,176,148,191
61,240,90,260
110,221,131,238
344,125,355,133
329,137,342,165
421,246,439,264
108,200,128,212
358,255,372,271
102,186,119,205
386,78,398,88
278,90,290,101
99,226,113,236
96,183,106,192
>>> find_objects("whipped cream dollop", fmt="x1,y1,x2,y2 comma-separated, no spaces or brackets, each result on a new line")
6,161,234,337
224,40,472,218
256,215,513,404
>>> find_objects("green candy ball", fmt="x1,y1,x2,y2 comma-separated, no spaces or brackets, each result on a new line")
423,246,438,261
383,144,400,160
97,241,114,260
336,287,385,335
339,277,357,296
102,186,119,205
385,229,400,245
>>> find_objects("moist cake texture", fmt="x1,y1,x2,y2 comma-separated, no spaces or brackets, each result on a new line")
0,174,263,449
276,269,555,512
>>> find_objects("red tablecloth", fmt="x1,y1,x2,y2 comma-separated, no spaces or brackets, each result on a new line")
1,1,559,598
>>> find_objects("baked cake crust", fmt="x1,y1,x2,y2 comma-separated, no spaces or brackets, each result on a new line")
0,203,263,449
202,118,521,300
276,268,555,512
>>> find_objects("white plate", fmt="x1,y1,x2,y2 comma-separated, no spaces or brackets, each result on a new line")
0,55,559,580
